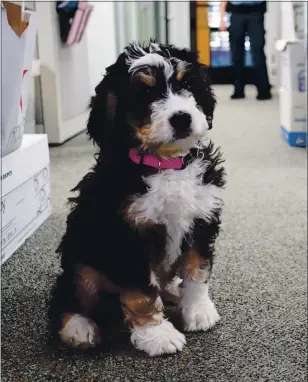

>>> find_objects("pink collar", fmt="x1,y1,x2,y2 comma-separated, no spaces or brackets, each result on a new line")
129,148,184,170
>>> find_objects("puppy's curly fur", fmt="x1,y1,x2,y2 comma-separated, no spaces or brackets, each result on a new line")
48,41,226,356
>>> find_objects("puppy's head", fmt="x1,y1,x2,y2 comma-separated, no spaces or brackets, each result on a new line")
88,42,216,159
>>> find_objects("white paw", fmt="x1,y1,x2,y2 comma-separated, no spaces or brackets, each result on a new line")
59,314,101,348
131,318,186,356
182,300,220,332
180,281,220,332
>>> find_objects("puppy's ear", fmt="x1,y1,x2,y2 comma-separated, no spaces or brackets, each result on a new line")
87,67,117,148
87,53,127,151
198,64,216,130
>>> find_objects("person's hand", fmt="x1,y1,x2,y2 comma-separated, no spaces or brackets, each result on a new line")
219,21,227,32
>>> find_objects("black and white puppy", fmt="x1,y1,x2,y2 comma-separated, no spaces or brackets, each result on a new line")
48,41,226,356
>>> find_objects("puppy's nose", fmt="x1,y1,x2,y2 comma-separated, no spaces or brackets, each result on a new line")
169,112,192,139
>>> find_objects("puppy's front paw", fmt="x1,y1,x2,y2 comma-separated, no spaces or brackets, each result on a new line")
182,300,220,332
59,314,101,349
131,319,186,356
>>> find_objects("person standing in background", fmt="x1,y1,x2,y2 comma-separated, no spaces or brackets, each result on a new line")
219,1,272,100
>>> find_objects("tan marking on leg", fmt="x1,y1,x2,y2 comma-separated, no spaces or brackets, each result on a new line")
75,265,122,314
76,265,100,296
151,259,183,304
181,248,211,282
75,265,100,314
61,313,73,327
180,251,219,331
120,290,163,328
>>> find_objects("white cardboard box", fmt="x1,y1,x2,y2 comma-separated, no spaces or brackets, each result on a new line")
278,41,306,93
281,2,307,42
280,88,307,147
1,135,52,264
276,39,307,147
1,135,50,195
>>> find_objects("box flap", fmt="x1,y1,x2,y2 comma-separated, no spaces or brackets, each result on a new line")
275,39,306,51
2,1,29,37
1,134,50,196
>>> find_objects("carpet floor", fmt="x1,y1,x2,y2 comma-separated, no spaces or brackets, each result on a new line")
2,86,307,382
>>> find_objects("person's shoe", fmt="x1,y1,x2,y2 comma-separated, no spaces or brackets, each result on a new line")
256,92,272,100
230,92,245,100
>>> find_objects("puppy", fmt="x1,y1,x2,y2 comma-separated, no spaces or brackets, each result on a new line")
48,41,226,356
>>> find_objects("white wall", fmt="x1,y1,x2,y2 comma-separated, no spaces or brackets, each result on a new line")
167,0,190,49
36,1,90,144
35,1,118,143
86,2,117,95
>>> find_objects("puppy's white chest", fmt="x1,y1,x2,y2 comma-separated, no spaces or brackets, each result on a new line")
145,167,202,226
129,160,221,266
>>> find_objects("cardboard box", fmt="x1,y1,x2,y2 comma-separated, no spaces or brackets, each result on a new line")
281,2,307,41
277,41,306,93
280,88,307,147
1,135,50,195
277,2,307,147
293,1,307,41
1,3,38,157
1,134,52,264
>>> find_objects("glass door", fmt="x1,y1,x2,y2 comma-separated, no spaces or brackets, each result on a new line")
191,1,255,84
208,1,253,68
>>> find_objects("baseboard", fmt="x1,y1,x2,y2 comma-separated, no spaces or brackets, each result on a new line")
49,129,87,147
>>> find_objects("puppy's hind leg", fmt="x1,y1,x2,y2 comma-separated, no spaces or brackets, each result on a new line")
48,268,101,349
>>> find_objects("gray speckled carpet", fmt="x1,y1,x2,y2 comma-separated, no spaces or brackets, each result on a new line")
2,86,307,382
